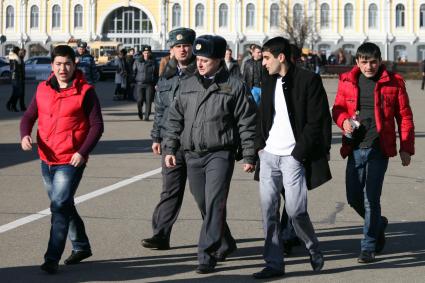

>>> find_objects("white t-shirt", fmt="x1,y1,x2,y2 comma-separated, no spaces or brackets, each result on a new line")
264,76,296,156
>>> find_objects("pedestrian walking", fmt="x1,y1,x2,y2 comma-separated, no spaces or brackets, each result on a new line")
142,28,197,250
113,49,128,100
75,41,99,85
6,47,26,112
133,45,158,121
20,45,104,274
332,42,415,263
163,34,257,274
253,36,331,279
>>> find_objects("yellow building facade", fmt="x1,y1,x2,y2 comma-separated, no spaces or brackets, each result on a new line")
1,0,425,61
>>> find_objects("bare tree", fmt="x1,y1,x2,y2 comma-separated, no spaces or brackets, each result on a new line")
271,1,316,49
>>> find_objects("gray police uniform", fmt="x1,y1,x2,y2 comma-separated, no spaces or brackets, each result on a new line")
164,45,256,266
150,56,196,241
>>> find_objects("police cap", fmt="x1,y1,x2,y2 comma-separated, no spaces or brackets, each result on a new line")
168,28,196,47
192,35,227,59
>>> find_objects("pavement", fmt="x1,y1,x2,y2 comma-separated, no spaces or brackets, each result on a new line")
0,78,424,283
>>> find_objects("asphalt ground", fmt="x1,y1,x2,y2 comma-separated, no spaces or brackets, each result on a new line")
0,78,424,283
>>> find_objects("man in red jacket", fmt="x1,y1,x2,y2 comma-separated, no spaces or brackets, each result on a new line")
332,42,414,263
20,45,104,274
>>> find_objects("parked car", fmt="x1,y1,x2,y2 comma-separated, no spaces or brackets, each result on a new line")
97,59,117,81
0,58,10,81
25,56,52,80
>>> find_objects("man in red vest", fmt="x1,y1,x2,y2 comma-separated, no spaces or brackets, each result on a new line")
20,45,104,274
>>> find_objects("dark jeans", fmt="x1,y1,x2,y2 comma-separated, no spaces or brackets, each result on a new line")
7,80,25,110
134,84,155,119
151,149,187,240
346,147,389,252
421,76,425,90
185,150,236,266
41,162,91,263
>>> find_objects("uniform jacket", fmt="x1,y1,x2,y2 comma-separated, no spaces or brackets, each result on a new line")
133,58,158,85
163,65,257,164
332,65,415,158
151,57,197,142
255,66,332,190
76,52,99,84
36,70,93,165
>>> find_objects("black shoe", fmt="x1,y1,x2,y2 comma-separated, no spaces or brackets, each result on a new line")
213,244,237,262
144,116,150,121
64,250,92,265
141,236,170,250
196,264,216,274
310,252,324,272
357,250,376,263
20,106,27,111
252,267,285,279
6,101,12,111
40,261,58,274
10,105,19,112
138,112,143,120
376,216,388,253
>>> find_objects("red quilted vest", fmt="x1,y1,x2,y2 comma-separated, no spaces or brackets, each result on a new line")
36,71,93,165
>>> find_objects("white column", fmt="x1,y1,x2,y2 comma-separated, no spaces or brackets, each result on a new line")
185,0,190,27
334,0,339,34
44,0,48,38
65,0,70,37
359,0,364,36
410,0,414,34
260,0,264,34
90,0,97,40
161,0,166,49
211,0,215,33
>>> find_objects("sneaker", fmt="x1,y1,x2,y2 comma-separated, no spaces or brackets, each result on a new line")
376,216,388,253
252,267,285,279
357,250,376,263
196,263,216,274
141,236,170,250
64,250,92,265
40,260,58,274
309,252,324,272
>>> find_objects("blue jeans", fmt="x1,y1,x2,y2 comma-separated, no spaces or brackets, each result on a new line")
346,147,388,252
41,161,91,262
259,150,320,270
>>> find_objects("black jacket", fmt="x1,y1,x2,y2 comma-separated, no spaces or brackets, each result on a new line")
9,53,25,82
255,66,332,189
243,58,262,89
226,59,241,79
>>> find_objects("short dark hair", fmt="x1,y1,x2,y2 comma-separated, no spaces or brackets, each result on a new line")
51,45,76,63
251,44,262,51
12,46,20,55
356,42,381,60
290,44,301,62
119,48,127,56
262,37,292,62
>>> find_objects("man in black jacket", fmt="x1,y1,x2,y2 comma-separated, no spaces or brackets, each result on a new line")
133,46,158,121
253,37,331,279
163,35,256,274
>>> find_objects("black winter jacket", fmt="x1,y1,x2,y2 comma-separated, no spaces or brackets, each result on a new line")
133,58,158,85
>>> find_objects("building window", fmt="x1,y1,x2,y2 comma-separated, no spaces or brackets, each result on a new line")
394,45,407,61
172,4,181,28
344,3,353,28
195,4,204,28
52,5,61,28
368,4,377,29
293,4,303,29
420,4,425,28
270,3,279,28
219,3,228,28
6,6,14,28
396,4,405,28
30,5,39,28
74,4,83,28
246,3,255,28
320,3,330,28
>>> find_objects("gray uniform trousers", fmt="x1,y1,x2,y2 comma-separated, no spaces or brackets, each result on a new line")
151,149,187,240
185,150,236,266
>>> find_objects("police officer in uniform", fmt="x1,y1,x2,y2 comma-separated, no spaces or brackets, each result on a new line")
142,28,197,250
133,45,158,121
75,41,99,85
163,35,257,274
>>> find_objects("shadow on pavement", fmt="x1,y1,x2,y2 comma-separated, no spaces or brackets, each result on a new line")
1,221,424,283
0,139,153,169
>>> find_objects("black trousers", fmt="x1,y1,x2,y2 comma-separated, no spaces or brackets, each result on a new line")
135,84,154,119
185,150,236,265
7,80,25,110
152,149,187,240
